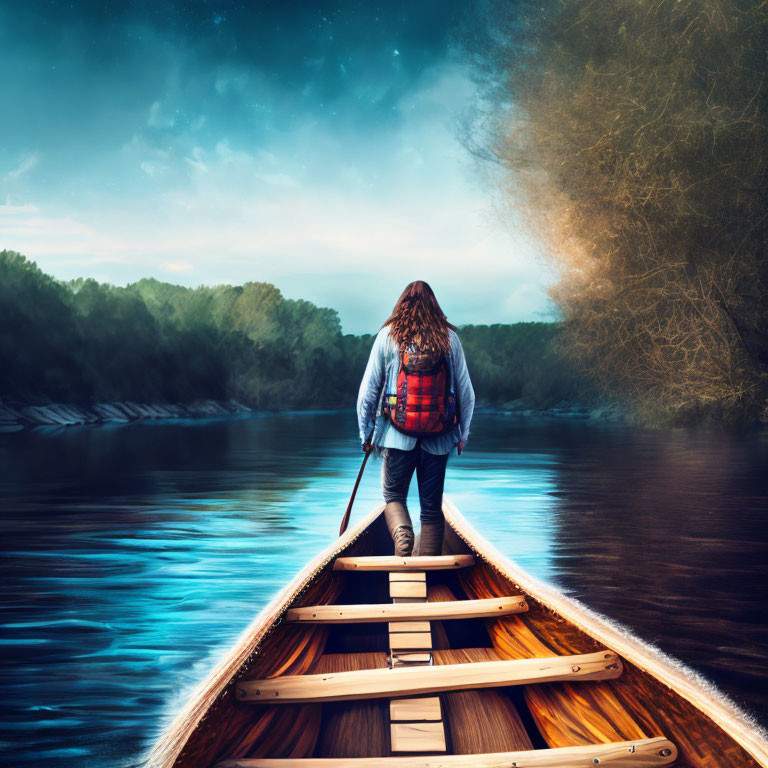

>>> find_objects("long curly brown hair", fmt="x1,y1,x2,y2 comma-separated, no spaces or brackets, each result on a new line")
381,281,457,354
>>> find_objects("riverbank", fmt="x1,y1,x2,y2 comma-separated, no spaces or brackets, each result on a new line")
0,398,252,432
478,398,627,423
0,397,628,433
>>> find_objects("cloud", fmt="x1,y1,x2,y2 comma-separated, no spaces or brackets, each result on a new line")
147,100,175,129
254,172,299,188
0,6,554,333
4,153,40,181
0,202,125,259
140,161,163,177
0,202,39,216
0,146,554,332
161,261,194,273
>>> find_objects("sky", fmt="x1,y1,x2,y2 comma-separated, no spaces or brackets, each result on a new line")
0,0,555,334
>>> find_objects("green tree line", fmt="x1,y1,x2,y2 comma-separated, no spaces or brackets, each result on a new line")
0,250,582,411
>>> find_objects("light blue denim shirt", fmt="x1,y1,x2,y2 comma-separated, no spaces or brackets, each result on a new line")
357,325,475,456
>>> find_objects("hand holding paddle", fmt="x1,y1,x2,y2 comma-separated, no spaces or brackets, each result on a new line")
339,421,376,536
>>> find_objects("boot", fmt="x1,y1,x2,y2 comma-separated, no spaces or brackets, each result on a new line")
416,520,444,557
384,501,414,557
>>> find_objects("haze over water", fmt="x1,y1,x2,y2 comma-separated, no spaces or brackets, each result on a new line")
1,411,766,766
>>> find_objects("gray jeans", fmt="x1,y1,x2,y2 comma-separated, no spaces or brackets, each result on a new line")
381,441,449,524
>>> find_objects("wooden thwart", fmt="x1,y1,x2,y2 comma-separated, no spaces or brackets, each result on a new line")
333,555,475,571
391,721,447,753
390,697,442,722
216,736,678,767
284,596,527,623
236,651,623,703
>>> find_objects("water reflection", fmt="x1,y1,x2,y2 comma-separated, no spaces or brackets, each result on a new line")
539,426,768,722
0,412,766,767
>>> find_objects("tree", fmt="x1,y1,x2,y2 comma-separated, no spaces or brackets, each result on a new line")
481,0,768,424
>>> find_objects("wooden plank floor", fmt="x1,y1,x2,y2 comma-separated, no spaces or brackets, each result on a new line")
390,697,441,722
387,570,447,753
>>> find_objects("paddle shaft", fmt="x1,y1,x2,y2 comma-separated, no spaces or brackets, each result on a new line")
339,420,376,536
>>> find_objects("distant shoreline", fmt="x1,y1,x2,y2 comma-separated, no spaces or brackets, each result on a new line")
479,399,627,423
0,398,253,433
0,397,626,434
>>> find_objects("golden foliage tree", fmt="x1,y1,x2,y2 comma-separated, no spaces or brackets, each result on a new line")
483,0,768,424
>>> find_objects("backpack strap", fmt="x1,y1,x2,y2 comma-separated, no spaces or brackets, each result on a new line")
448,345,462,434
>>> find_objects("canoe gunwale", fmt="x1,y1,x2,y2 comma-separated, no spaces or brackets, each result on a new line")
442,496,768,768
145,504,387,768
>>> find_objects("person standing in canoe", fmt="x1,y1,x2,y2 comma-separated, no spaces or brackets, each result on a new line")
357,280,475,558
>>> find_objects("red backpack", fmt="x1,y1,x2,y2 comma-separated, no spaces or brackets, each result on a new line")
382,344,458,437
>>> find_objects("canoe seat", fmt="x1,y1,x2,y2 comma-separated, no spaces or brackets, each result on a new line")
235,651,623,703
333,555,475,571
285,596,527,624
216,736,678,766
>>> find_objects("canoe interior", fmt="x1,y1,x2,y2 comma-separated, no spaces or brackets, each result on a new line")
167,512,761,768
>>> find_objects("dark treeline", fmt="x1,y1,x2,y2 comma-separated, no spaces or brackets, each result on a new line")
0,250,584,412
1,250,369,409
459,322,591,408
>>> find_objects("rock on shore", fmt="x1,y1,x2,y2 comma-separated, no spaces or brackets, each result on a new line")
0,399,252,432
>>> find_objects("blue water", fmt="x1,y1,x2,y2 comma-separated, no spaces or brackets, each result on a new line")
1,411,766,766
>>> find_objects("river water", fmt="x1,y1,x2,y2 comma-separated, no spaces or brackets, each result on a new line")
1,411,766,766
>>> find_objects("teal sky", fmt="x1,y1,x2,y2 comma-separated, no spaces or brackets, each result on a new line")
0,1,555,334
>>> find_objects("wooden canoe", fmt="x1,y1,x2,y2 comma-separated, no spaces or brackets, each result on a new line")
146,497,768,768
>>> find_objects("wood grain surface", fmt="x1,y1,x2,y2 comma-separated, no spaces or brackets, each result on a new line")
217,736,678,767
236,651,622,703
333,555,475,571
458,549,762,768
285,596,526,623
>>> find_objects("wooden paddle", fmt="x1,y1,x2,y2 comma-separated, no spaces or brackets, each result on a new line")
339,421,376,536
